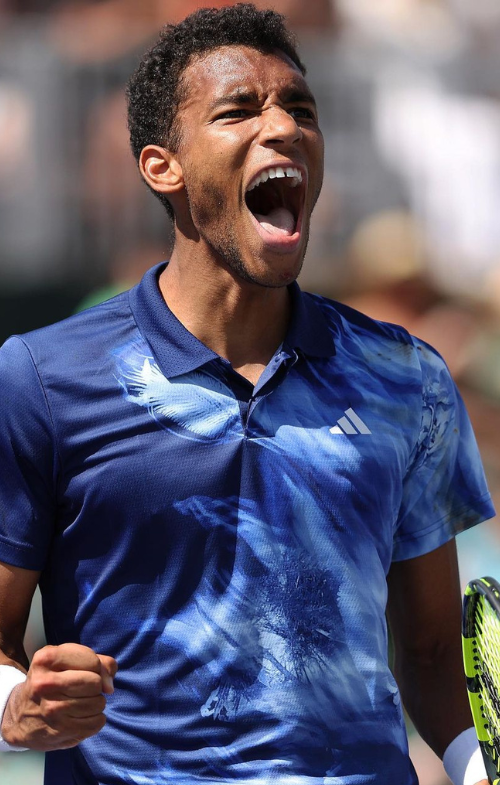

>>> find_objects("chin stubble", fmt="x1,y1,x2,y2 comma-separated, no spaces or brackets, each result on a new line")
186,180,310,287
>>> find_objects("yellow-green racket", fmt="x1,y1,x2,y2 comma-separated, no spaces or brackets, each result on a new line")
463,576,500,785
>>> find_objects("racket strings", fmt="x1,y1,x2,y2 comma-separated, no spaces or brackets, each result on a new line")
474,598,500,756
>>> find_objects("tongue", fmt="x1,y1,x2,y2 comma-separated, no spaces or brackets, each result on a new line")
254,207,295,236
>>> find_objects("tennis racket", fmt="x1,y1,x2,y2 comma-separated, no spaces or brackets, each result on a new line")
462,576,500,785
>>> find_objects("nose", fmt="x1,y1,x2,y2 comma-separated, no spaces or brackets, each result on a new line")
259,105,302,147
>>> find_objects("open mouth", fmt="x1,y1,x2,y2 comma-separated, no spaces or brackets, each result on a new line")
245,165,305,247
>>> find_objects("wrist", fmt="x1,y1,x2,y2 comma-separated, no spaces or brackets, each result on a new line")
0,665,28,751
442,727,487,785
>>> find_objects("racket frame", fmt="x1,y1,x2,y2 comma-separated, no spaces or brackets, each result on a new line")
463,576,500,785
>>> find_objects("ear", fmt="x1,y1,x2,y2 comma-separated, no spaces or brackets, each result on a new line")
139,145,184,197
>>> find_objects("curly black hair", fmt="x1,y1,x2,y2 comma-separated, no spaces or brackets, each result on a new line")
126,3,305,219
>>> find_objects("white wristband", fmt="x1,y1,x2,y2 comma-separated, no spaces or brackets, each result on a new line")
443,726,487,785
0,665,28,752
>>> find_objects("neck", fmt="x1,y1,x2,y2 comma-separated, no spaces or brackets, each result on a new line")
158,247,292,383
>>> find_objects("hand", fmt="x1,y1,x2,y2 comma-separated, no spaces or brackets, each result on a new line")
1,643,117,751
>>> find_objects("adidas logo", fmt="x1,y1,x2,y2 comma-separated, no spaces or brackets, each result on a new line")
329,408,371,435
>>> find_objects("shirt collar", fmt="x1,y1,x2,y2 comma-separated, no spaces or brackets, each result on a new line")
129,262,336,378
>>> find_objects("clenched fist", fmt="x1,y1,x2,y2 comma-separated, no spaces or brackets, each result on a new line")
1,643,117,751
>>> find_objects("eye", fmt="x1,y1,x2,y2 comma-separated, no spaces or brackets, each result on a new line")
216,108,252,121
288,107,316,121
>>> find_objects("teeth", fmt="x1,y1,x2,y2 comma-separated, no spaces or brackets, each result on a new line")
247,166,302,192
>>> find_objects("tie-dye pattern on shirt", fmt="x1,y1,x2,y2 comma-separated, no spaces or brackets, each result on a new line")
0,274,493,785
85,317,490,784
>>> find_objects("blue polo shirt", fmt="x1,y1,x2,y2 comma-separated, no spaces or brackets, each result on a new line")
0,263,494,785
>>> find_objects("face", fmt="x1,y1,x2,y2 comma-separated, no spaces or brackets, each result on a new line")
171,45,324,288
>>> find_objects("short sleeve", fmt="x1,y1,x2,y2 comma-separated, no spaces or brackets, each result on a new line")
392,338,495,561
0,336,58,569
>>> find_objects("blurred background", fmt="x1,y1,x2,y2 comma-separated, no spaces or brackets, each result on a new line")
2,1,500,783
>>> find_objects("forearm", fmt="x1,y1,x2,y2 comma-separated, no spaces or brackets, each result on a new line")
394,638,472,758
395,645,490,785
387,541,488,784
0,622,31,749
0,641,29,750
0,670,29,749
0,638,29,673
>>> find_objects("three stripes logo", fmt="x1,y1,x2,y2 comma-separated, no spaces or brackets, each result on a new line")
329,408,371,435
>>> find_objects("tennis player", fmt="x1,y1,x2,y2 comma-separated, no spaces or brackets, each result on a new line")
0,5,493,784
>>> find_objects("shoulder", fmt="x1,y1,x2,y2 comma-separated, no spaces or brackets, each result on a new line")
305,291,435,368
1,291,133,371
306,292,414,346
302,291,455,400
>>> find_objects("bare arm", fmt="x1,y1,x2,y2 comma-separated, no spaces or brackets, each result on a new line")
0,561,39,671
386,539,487,785
0,560,117,751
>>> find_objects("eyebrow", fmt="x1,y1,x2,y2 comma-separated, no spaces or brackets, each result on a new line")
209,86,317,112
281,87,317,106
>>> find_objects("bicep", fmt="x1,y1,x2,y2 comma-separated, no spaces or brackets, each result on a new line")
387,539,463,659
387,539,479,754
0,560,40,665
